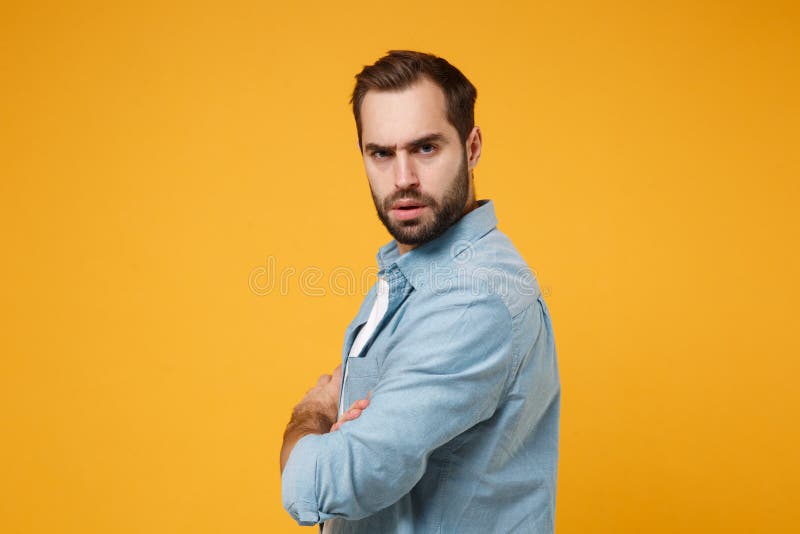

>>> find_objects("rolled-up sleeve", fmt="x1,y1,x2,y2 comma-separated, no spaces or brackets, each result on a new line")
281,289,514,524
281,433,333,525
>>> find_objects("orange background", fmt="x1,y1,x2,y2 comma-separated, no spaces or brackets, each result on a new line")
1,1,798,532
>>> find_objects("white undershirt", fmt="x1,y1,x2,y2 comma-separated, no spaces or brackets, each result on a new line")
323,277,389,532
350,277,390,356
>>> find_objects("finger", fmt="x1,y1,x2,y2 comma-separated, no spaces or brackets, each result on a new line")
338,408,359,422
329,397,370,433
342,408,363,423
346,399,368,410
329,365,343,388
331,410,360,432
316,374,331,386
351,398,370,410
334,407,363,427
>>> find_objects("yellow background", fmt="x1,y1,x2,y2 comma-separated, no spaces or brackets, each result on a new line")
1,1,798,532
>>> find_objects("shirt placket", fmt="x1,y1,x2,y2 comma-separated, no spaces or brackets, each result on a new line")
339,264,411,415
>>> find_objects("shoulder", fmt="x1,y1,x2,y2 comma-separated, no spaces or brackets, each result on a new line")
417,228,540,318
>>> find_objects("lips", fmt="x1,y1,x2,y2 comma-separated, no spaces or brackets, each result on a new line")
390,199,428,221
391,199,426,210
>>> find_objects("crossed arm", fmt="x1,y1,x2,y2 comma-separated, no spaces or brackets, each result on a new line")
279,364,369,474
279,291,515,525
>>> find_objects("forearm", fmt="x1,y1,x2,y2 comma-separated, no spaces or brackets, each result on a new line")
280,402,335,473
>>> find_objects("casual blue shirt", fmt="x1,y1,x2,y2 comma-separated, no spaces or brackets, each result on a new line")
282,199,561,533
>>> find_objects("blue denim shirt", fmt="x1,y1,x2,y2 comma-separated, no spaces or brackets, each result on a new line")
282,200,561,533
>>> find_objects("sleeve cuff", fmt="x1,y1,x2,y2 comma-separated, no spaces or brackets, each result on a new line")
281,433,327,525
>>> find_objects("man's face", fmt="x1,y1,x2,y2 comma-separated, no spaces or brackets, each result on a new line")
359,78,473,249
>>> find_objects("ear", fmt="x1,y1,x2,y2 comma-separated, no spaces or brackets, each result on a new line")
466,126,482,171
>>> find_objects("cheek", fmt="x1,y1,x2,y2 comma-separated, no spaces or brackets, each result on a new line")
425,157,461,187
366,173,390,200
365,165,392,192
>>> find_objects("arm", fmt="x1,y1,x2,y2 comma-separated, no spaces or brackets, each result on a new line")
279,365,341,474
281,290,515,525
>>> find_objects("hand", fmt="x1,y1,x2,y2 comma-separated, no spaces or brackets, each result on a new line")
330,395,370,432
280,364,344,473
295,364,343,426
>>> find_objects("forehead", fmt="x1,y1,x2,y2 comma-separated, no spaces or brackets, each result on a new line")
360,77,457,146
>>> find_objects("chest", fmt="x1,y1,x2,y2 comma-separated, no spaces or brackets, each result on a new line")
339,286,414,412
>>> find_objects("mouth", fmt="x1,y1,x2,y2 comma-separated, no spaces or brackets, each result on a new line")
390,200,428,221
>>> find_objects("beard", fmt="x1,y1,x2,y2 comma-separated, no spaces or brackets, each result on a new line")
371,152,471,247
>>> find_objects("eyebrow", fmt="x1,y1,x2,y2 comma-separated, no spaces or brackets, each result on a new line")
364,133,448,154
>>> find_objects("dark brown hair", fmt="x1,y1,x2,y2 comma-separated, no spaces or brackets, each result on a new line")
350,50,477,151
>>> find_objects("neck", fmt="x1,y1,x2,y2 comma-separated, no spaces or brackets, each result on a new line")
397,242,415,255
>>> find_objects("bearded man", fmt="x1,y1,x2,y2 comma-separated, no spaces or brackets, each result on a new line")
280,50,561,534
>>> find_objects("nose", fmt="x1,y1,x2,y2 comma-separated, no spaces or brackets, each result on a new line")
394,151,419,189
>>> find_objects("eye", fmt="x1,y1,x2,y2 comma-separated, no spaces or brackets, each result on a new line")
371,150,391,160
418,144,436,154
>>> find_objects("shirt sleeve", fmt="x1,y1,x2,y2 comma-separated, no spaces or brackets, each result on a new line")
281,288,514,525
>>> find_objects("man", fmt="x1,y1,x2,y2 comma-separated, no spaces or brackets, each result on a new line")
280,50,560,533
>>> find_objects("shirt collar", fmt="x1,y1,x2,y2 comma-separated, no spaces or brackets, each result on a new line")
376,199,498,289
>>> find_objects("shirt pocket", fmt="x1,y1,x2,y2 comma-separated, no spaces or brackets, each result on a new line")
343,355,379,410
